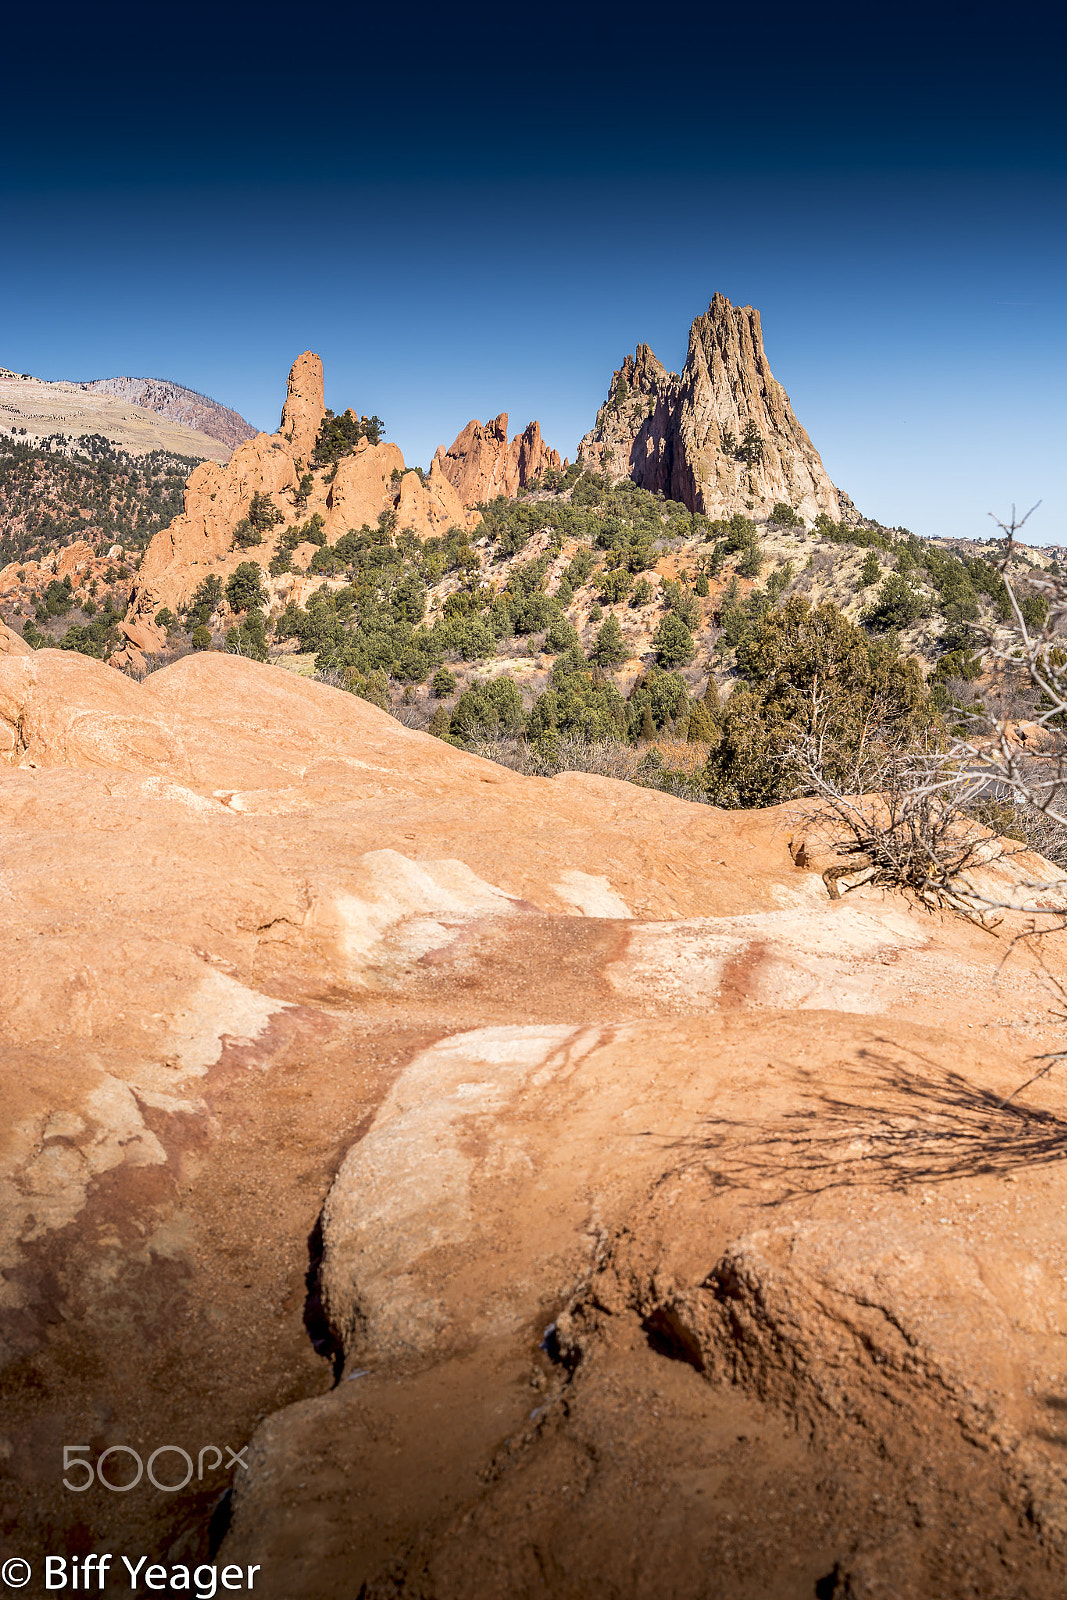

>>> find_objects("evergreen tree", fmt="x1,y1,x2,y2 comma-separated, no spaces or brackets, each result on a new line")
860,550,881,587
652,611,695,667
225,562,268,615
591,612,626,667
247,491,284,534
687,700,719,743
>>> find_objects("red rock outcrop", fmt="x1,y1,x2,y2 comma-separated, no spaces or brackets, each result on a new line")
4,645,1067,1596
433,413,562,504
0,617,30,656
278,351,326,463
0,540,127,631
579,291,855,524
123,353,477,651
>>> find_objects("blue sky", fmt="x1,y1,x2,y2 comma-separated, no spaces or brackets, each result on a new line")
2,1,1063,541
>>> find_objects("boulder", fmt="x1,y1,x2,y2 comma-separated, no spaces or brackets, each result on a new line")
0,617,30,657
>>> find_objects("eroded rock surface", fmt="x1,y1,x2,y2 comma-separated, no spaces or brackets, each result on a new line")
2,648,1067,1598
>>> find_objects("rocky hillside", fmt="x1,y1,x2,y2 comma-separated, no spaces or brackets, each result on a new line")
0,432,199,564
32,344,1040,782
578,291,857,524
3,645,1067,1598
77,374,256,451
2,336,1057,788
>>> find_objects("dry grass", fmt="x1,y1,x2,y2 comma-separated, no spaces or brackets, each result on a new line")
463,730,714,803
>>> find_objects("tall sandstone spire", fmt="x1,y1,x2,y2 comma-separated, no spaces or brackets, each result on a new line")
578,292,855,523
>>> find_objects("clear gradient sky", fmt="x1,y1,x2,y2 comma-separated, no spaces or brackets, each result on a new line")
3,1,1063,541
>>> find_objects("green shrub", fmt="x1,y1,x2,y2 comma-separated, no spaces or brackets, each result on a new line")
528,660,627,742
226,612,269,661
313,409,384,465
544,614,581,654
1020,592,1050,631
232,519,262,550
862,573,930,631
247,491,284,535
185,574,223,629
600,567,633,604
859,551,881,587
735,421,764,465
192,625,212,650
393,570,427,625
737,541,763,579
58,623,105,658
703,596,936,807
309,547,344,576
450,675,525,738
765,561,794,602
769,502,803,528
626,667,690,739
661,578,701,629
563,547,597,589
338,666,390,709
431,667,457,698
687,699,720,744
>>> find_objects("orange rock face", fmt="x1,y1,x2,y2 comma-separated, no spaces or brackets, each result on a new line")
278,350,326,463
0,617,30,656
5,647,1067,1597
433,412,562,504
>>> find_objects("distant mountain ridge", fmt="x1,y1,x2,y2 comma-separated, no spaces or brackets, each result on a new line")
76,375,256,451
0,366,254,463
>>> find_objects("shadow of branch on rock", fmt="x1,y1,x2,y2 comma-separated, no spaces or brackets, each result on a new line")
668,1043,1067,1202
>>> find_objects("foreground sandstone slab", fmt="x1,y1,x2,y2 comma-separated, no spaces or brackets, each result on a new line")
2,649,1066,1598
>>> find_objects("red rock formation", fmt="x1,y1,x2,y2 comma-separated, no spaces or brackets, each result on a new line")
579,292,854,524
278,351,325,463
0,616,30,657
122,352,477,656
434,413,562,504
